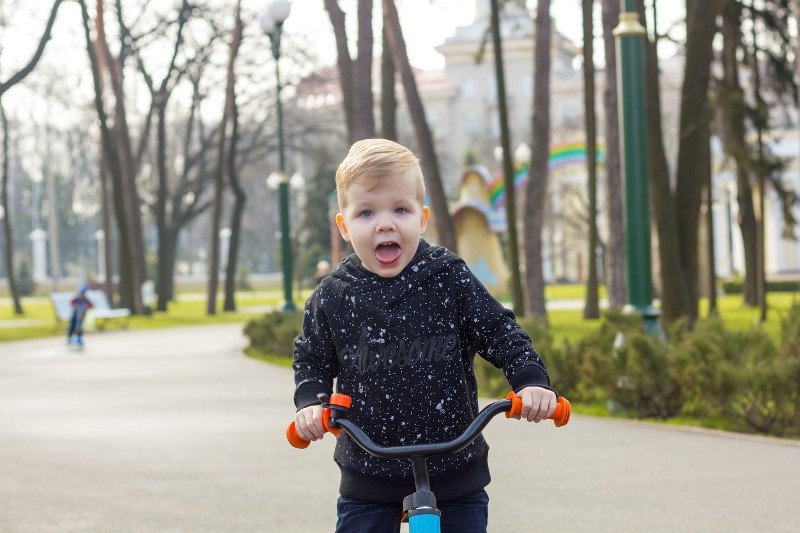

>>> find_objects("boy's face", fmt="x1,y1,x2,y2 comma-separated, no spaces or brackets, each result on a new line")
336,173,429,278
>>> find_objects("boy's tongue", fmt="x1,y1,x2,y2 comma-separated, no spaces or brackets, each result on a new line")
375,242,402,264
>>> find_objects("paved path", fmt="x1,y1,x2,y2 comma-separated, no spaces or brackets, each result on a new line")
1,324,798,532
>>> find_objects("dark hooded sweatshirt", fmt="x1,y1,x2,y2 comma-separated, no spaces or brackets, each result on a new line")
293,240,550,503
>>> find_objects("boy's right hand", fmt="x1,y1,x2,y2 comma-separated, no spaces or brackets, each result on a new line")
295,405,326,441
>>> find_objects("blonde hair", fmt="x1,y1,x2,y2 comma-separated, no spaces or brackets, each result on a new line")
335,139,425,210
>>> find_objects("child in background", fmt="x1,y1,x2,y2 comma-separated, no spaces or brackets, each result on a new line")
291,139,556,533
67,284,93,347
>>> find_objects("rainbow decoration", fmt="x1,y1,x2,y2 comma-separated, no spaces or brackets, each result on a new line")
489,141,605,208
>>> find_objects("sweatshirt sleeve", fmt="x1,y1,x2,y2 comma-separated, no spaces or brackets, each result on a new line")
453,261,550,392
292,285,339,410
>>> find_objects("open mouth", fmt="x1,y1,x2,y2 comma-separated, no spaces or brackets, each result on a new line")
375,242,402,265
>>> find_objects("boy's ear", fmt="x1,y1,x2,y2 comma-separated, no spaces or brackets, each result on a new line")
335,213,350,241
420,206,430,232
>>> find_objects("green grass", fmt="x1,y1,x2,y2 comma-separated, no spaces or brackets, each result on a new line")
0,291,312,343
244,346,294,367
3,283,797,346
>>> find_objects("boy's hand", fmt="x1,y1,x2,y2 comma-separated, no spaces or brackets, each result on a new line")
295,405,326,441
515,386,557,423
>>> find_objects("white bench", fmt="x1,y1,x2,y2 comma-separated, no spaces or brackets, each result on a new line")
50,289,131,331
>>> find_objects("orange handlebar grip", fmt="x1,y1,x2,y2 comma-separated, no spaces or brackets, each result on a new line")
322,409,342,437
504,391,571,426
286,421,311,449
287,406,345,448
505,391,522,418
550,397,571,427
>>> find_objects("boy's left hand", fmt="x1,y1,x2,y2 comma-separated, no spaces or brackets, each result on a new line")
515,386,557,422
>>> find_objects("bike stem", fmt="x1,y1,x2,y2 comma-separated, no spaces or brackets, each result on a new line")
403,455,440,524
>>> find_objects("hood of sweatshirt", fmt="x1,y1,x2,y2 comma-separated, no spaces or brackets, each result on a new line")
331,240,461,305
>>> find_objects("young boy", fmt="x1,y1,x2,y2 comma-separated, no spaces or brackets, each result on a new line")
292,139,556,533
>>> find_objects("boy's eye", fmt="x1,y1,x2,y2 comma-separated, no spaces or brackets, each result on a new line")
359,210,373,217
394,207,407,214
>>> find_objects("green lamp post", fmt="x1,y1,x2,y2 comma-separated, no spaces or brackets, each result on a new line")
613,3,661,336
261,0,295,312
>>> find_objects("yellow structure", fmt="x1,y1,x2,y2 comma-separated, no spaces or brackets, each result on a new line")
451,167,509,298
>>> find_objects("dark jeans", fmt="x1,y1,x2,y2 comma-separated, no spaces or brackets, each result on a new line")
67,312,84,338
335,488,489,533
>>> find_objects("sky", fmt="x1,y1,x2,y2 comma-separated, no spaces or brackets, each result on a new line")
1,1,687,76
277,0,686,70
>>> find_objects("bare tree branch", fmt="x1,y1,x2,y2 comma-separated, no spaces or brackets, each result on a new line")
0,0,65,96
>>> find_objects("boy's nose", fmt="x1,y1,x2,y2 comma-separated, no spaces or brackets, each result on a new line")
375,216,396,232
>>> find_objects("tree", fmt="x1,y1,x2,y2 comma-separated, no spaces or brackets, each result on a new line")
0,0,65,97
208,2,243,315
639,0,719,323
0,0,66,315
583,0,599,319
0,99,23,314
79,0,147,314
490,0,524,316
131,0,196,311
323,0,354,141
323,0,375,142
382,0,456,252
524,0,552,322
674,0,724,322
354,0,375,140
602,0,626,309
380,16,397,140
223,2,245,313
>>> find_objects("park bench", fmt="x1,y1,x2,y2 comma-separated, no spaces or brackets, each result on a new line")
50,289,131,331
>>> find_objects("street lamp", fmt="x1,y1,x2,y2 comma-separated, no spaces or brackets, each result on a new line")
261,0,295,312
614,3,662,337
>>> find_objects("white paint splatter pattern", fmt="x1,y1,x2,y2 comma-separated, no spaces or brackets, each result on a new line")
292,242,549,482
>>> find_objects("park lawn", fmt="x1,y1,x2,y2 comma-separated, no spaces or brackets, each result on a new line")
0,291,312,343
2,285,796,344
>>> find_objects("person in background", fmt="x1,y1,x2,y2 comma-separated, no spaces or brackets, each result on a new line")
314,260,332,286
67,283,93,347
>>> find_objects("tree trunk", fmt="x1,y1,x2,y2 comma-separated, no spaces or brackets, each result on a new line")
156,227,178,312
324,0,355,142
720,0,758,307
98,143,115,302
79,0,138,313
490,0,524,316
583,0,599,319
602,0,626,309
382,0,456,252
704,128,718,316
0,99,23,314
381,18,397,140
673,0,722,322
524,0,551,322
749,5,767,322
353,0,375,140
640,3,692,322
93,0,145,313
224,7,245,313
207,1,241,315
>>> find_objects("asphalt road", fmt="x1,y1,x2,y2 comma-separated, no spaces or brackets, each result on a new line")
1,324,798,532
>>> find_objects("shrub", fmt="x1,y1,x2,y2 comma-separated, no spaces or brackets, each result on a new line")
731,327,799,435
721,279,800,294
244,311,303,357
17,256,35,296
610,331,682,419
671,318,743,419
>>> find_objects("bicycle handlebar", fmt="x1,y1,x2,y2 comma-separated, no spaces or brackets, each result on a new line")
286,392,570,458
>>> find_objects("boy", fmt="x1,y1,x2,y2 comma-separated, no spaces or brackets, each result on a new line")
292,139,556,533
67,283,93,347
